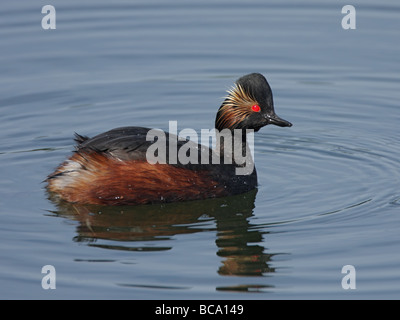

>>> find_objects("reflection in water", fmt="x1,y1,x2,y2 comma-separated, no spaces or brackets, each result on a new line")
215,214,275,277
48,189,277,289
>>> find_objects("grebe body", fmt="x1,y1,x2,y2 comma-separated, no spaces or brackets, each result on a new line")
47,73,292,205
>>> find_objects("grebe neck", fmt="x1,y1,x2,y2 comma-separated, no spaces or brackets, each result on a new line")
215,128,255,175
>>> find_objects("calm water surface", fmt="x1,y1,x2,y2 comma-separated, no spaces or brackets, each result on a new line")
1,0,399,299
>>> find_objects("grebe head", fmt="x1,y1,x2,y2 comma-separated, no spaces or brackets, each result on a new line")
215,73,292,132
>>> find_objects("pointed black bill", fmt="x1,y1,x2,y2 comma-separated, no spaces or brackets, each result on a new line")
267,113,292,127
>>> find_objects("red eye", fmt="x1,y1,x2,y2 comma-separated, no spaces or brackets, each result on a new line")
251,105,261,112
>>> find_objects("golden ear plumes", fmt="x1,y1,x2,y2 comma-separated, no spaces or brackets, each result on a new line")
216,84,259,130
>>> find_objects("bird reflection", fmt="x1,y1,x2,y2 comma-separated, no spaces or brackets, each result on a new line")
48,189,275,277
215,218,275,277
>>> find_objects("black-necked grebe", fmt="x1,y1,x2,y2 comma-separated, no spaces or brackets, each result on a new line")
47,73,292,205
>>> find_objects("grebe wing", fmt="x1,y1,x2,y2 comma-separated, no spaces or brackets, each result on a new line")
74,126,217,168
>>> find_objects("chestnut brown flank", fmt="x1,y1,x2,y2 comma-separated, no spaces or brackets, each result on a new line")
48,152,228,205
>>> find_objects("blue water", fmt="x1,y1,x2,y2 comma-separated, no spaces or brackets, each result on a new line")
1,0,400,299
